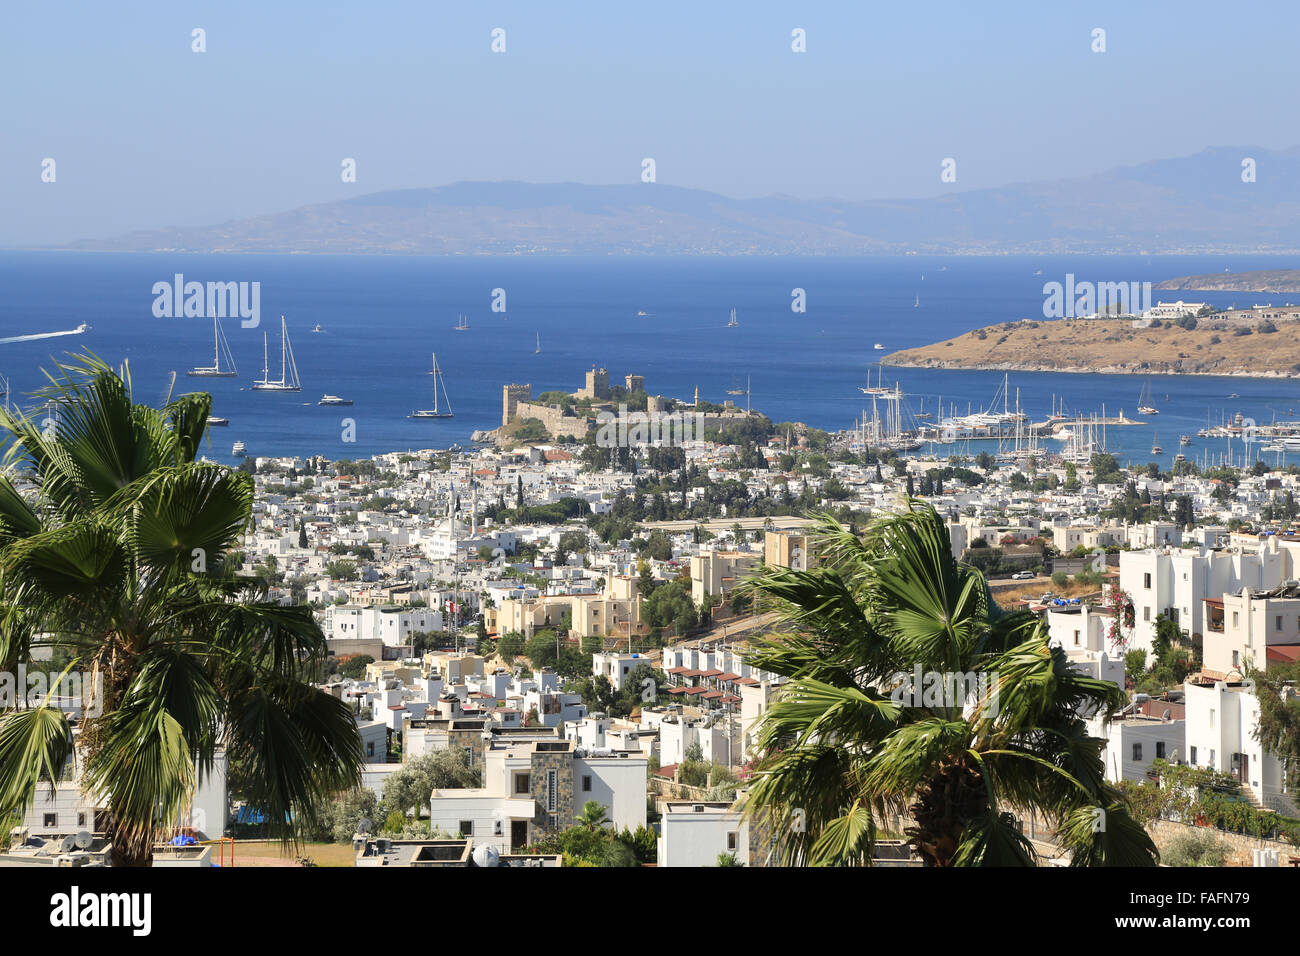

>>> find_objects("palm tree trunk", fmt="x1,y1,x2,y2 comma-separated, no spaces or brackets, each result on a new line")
906,760,987,866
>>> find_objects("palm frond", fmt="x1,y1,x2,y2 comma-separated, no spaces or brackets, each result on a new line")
0,706,72,815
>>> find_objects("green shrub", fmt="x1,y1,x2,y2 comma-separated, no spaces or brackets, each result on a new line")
1162,830,1229,867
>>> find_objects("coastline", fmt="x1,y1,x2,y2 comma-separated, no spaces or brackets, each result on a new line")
883,359,1299,380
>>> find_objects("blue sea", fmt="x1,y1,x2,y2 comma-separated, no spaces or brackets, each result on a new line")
0,252,1296,467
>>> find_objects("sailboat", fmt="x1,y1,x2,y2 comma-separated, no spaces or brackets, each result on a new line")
914,295,920,308
1151,432,1163,455
410,352,454,418
454,314,470,331
1137,379,1158,416
252,316,302,392
187,313,239,377
727,308,738,328
859,365,894,395
535,332,541,354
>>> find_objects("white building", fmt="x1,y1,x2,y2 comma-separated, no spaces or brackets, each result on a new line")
427,736,647,853
1203,584,1300,676
1182,678,1292,813
1090,712,1185,783
329,605,445,647
591,651,650,692
657,801,748,867
1118,545,1284,653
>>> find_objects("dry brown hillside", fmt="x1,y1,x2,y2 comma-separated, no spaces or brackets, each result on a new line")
886,318,1300,378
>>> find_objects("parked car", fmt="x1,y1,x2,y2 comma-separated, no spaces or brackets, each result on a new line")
1011,570,1035,580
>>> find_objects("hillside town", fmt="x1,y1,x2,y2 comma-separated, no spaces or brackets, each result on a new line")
9,375,1299,868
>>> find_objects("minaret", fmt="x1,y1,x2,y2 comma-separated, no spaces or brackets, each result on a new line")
694,386,699,407
471,478,478,536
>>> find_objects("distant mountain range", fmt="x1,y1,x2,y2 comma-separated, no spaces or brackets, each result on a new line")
56,146,1300,255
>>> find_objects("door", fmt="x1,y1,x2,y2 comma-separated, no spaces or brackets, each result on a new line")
511,820,529,852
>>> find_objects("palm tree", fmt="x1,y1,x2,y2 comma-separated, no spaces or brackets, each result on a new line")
739,504,1158,867
576,800,610,830
0,354,363,865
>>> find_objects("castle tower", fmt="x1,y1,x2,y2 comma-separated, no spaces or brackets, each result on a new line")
502,383,532,427
581,367,610,401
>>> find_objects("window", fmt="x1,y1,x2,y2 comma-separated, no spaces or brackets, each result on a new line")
463,746,474,763
1277,615,1284,632
43,814,56,828
366,741,375,758
77,813,85,827
458,820,474,836
1143,606,1151,622
727,832,738,850
515,773,531,795
546,769,558,812
1073,630,1081,647
1190,746,1198,764
1232,650,1240,667
1209,749,1215,765
582,775,592,792
1156,742,1166,759
1143,573,1151,589
1131,743,1142,761
1209,708,1216,729
1233,612,1239,627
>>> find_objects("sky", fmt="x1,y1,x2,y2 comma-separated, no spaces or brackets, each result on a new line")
1,0,1298,245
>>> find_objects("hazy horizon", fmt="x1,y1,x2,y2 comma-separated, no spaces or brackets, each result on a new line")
5,0,1300,245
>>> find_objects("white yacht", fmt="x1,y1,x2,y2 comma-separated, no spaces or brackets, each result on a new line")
410,352,454,419
188,313,239,378
318,395,352,406
252,316,302,392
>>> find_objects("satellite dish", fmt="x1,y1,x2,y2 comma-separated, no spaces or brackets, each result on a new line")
1162,708,1172,721
60,834,77,853
472,844,500,868
74,830,93,849
357,817,373,834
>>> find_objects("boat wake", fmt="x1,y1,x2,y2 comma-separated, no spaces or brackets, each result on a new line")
0,326,89,345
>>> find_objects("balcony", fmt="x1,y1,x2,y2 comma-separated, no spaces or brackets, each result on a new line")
1205,599,1225,634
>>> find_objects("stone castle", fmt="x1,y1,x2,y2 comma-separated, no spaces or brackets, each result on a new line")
500,366,750,441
